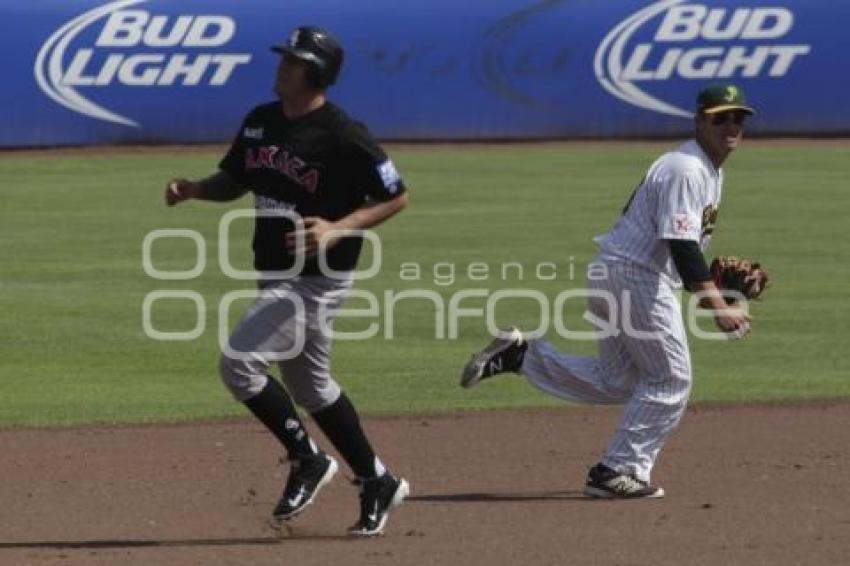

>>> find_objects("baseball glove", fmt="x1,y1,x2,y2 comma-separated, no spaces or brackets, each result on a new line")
710,256,769,304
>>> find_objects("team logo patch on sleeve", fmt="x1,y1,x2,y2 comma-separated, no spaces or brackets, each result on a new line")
377,160,401,193
672,213,697,236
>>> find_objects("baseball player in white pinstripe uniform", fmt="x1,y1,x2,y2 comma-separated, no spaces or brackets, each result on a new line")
461,84,755,498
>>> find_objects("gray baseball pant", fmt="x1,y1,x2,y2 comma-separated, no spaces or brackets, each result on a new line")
218,275,353,412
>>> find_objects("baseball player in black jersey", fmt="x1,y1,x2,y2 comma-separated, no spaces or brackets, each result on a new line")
164,26,410,536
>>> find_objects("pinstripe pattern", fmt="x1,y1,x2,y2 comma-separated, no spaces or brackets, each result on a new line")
524,260,692,482
522,140,720,483
595,140,722,287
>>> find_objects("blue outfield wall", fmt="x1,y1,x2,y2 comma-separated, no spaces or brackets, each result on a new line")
1,0,847,146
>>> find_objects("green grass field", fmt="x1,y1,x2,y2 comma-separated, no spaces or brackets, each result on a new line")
2,141,849,427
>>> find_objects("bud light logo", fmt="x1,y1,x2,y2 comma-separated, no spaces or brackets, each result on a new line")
594,0,811,117
34,0,252,127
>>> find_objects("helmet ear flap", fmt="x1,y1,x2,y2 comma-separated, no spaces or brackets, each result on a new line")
304,63,327,88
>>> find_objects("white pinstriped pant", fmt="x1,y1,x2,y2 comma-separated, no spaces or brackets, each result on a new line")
521,258,692,482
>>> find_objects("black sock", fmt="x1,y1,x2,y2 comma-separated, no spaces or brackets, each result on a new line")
311,392,381,479
243,377,317,460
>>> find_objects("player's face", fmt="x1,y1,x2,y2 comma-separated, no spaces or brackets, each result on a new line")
697,110,747,158
711,110,747,149
274,53,310,99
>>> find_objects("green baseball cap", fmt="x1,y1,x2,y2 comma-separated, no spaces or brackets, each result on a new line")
696,83,756,115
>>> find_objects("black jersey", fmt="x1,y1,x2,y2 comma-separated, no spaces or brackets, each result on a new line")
219,101,406,276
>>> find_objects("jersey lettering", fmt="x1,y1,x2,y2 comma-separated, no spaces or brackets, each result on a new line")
244,146,319,193
220,101,407,275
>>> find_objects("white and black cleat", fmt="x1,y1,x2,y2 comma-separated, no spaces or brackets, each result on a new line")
583,463,665,499
349,474,410,537
460,326,527,388
272,453,338,523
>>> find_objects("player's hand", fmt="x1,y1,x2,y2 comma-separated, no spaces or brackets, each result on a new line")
165,178,201,206
713,305,752,340
285,216,343,257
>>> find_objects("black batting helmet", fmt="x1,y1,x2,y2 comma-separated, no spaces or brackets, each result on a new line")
271,26,344,88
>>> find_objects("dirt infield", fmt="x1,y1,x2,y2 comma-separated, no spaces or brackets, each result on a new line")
1,403,848,566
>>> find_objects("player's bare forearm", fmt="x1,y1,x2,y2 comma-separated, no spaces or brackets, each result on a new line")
690,280,728,311
336,191,409,230
690,279,751,334
287,192,409,255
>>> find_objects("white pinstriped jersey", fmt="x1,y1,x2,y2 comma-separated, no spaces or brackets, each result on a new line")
594,140,723,286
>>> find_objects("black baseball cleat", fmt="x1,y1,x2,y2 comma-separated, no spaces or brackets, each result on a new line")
583,463,665,499
460,326,527,388
348,473,410,537
272,452,338,522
